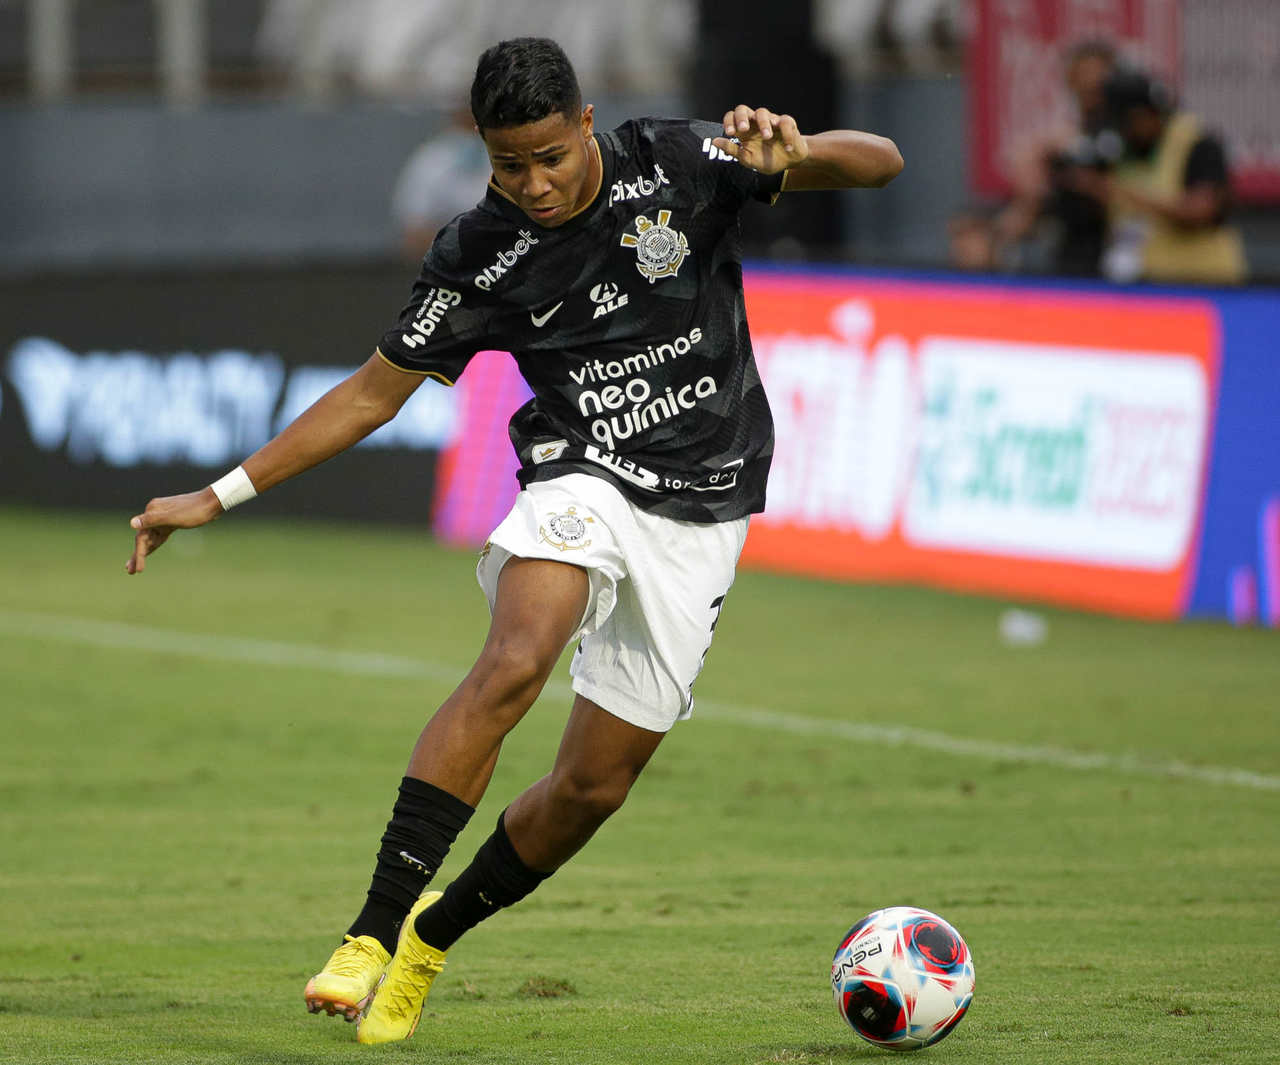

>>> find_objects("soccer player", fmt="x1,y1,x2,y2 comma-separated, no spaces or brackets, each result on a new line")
126,37,901,1045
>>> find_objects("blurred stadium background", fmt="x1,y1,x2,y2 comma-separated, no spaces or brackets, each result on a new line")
1,0,1278,626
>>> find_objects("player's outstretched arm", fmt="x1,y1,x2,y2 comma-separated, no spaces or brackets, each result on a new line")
712,105,903,190
126,352,422,574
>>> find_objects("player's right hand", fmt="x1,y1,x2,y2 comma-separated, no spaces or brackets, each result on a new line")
126,488,223,574
713,105,809,175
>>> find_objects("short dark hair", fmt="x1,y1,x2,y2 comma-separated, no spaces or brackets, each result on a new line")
470,38,582,132
1103,67,1174,120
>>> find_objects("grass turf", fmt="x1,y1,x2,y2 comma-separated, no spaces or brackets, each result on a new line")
1,504,1277,1064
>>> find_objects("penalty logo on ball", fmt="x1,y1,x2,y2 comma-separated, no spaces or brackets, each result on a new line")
831,906,975,1052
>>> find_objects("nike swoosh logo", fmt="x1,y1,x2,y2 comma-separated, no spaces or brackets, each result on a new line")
537,446,558,459
530,302,564,327
399,850,428,872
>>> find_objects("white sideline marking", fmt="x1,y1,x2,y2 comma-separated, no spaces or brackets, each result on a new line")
2,608,1277,793
691,704,1280,793
0,608,458,683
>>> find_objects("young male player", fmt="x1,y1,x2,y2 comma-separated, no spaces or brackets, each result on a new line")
126,37,901,1045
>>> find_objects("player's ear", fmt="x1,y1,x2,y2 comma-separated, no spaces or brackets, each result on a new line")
579,104,594,141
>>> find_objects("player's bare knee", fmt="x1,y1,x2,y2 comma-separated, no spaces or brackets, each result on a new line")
466,638,552,710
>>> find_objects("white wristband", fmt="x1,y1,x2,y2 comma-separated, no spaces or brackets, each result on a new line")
210,465,258,511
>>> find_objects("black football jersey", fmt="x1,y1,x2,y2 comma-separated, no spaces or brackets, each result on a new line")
377,117,784,523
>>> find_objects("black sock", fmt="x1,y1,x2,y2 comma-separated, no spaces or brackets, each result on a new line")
414,810,551,951
346,777,474,954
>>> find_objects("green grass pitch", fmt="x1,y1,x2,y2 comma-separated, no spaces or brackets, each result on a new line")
1,504,1277,1064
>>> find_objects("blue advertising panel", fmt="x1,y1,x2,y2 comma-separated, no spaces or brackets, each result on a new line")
1188,290,1280,625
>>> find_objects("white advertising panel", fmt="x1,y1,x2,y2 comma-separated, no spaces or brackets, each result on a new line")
904,339,1210,569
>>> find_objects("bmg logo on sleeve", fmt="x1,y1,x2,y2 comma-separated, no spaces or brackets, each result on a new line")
401,287,462,349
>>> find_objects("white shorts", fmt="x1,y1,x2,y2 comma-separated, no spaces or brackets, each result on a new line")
476,474,749,733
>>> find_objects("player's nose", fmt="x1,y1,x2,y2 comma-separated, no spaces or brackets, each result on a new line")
522,169,553,201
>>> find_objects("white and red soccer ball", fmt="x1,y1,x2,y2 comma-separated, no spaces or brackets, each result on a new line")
831,906,975,1051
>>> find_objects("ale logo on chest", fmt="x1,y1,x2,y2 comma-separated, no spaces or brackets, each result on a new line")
620,210,689,284
590,281,629,318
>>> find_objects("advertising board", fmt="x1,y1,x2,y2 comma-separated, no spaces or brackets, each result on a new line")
1183,289,1280,626
3,264,1275,626
0,267,459,523
742,273,1219,619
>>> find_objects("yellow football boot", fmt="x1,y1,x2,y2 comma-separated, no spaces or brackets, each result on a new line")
304,934,391,1022
356,891,448,1045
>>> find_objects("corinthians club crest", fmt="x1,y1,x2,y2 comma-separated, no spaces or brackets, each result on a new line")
538,507,594,552
620,209,689,284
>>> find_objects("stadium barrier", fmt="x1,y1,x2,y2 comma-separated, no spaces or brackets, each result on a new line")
1,265,1276,625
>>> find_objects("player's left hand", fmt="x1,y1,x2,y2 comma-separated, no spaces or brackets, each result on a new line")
712,106,810,175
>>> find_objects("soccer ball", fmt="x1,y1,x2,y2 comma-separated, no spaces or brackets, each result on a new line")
831,906,975,1051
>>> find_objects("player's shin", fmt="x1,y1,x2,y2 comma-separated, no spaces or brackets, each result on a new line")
347,776,475,953
412,809,551,951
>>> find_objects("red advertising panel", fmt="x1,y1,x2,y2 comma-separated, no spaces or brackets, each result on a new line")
972,0,1181,196
973,0,1280,202
741,273,1219,619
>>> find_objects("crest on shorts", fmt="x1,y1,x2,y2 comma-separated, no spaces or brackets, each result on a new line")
620,209,688,284
539,507,594,552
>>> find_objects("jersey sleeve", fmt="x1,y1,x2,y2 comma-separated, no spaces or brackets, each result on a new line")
677,119,786,211
377,229,498,385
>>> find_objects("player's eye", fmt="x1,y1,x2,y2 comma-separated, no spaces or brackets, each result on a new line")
542,156,562,168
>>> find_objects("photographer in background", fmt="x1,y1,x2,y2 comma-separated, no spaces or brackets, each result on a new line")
996,39,1117,277
1078,69,1247,285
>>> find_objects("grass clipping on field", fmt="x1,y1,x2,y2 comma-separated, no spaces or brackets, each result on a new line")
516,975,577,998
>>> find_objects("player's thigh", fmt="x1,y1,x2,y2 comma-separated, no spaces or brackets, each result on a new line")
481,556,590,673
